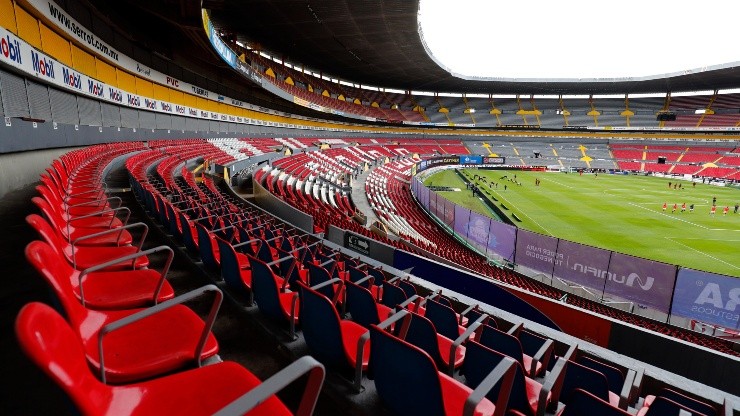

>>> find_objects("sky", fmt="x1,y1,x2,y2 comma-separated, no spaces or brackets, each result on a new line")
418,0,740,81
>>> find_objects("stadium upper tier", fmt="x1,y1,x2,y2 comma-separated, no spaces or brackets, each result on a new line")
224,48,740,128
4,0,740,136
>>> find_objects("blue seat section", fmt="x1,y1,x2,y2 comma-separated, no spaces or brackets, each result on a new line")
248,255,298,338
298,281,369,391
425,297,464,341
345,280,393,329
560,360,614,407
463,340,539,416
560,389,631,416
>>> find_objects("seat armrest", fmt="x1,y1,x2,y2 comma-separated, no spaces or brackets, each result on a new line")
528,338,554,378
267,255,295,267
459,304,478,325
396,294,420,312
630,367,644,406
722,398,733,416
560,343,579,362
507,322,524,336
618,368,636,409
353,328,371,392
72,222,148,250
463,357,517,416
66,196,121,209
78,245,173,307
538,357,567,416
68,206,131,227
98,284,223,384
448,313,489,375
213,356,326,416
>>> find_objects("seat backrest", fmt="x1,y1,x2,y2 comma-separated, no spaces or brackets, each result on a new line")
264,225,277,241
26,214,69,257
655,388,717,416
348,266,369,287
275,247,304,291
31,197,65,230
424,298,461,341
306,262,335,300
466,307,496,330
367,267,386,286
380,282,407,308
36,183,63,208
478,324,525,367
164,202,181,238
248,255,287,323
644,396,712,416
154,195,168,225
256,237,275,263
178,211,199,255
298,282,348,371
397,279,416,298
345,280,380,328
195,223,219,270
369,325,446,416
396,311,444,369
39,175,64,199
216,237,250,298
561,389,631,416
463,340,532,416
560,360,611,405
24,241,85,322
577,356,624,394
519,330,553,362
279,234,294,253
235,226,258,256
15,302,110,415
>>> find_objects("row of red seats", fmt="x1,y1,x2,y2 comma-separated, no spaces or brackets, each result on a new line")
133,141,736,414
131,147,572,413
20,142,326,415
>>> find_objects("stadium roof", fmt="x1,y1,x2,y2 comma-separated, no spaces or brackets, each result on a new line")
83,0,740,96
204,0,740,95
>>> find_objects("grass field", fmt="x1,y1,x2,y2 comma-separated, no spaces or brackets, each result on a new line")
424,169,740,277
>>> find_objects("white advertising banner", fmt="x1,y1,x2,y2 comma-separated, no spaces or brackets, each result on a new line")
0,25,236,123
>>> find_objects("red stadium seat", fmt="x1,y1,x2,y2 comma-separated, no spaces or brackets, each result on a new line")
25,240,221,384
15,302,325,416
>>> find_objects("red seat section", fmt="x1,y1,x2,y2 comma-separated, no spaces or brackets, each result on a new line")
15,302,325,416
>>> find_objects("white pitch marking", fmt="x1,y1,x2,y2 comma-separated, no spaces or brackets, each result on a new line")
665,237,740,271
492,192,555,237
627,202,710,229
539,177,574,189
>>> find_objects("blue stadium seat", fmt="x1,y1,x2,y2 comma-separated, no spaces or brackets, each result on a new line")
298,280,369,392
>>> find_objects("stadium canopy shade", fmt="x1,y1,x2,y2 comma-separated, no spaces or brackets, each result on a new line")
419,0,740,82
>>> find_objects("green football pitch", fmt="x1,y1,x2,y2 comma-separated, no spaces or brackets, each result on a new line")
424,169,740,277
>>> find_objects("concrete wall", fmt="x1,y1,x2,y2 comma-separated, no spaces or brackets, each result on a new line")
0,147,75,199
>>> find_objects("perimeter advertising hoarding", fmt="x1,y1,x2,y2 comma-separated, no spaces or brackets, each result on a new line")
488,220,517,262
514,230,559,275
452,204,470,239
442,198,456,227
464,211,491,254
429,191,442,220
552,239,611,296
605,253,676,313
671,268,740,329
483,156,506,164
419,184,430,210
460,155,483,165
417,156,460,172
